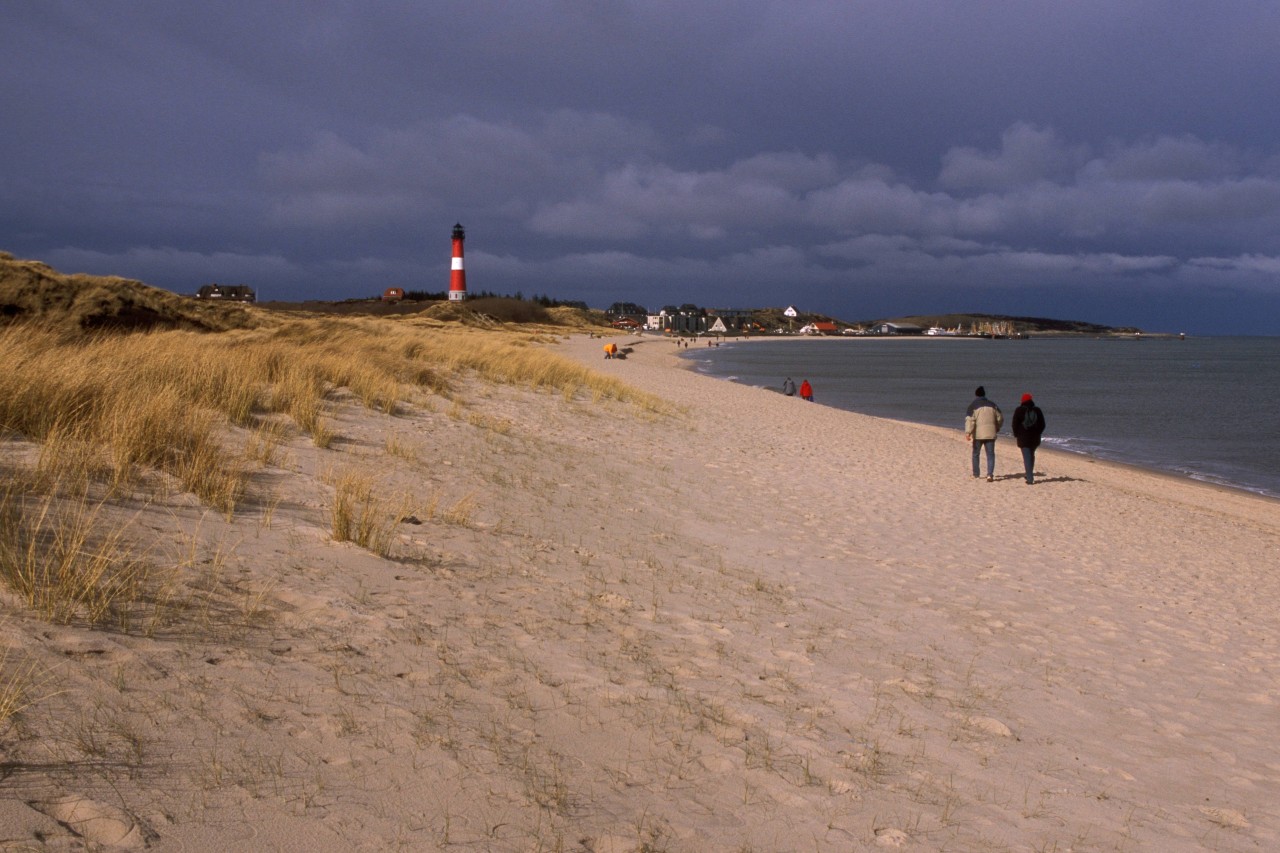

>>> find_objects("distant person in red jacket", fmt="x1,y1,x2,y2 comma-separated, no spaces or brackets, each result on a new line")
799,379,813,402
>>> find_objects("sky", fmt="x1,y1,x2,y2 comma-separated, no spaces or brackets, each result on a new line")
4,1,1280,334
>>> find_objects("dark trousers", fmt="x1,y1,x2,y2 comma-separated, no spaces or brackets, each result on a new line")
1020,445,1037,484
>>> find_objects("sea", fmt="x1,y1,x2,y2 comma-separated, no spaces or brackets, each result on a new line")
682,335,1280,500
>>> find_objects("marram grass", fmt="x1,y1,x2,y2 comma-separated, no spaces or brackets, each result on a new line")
0,477,155,627
0,315,661,629
0,643,52,732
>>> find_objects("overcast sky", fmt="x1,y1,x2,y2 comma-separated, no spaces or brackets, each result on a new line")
4,1,1280,333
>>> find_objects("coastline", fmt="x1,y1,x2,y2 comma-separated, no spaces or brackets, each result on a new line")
587,332,1278,519
672,332,1280,503
3,327,1278,851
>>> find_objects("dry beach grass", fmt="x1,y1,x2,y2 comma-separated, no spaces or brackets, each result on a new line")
2,265,1280,850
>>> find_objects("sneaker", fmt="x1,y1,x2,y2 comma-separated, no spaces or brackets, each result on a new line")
987,476,994,482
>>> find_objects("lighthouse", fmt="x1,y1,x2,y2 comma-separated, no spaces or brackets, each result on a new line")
448,223,467,302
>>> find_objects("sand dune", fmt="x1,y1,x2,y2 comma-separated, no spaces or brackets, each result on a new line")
2,331,1278,851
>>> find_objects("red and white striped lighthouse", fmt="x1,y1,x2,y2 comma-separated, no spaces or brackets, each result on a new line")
448,223,467,302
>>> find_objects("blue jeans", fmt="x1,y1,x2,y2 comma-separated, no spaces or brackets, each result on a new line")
972,439,995,478
1020,445,1037,484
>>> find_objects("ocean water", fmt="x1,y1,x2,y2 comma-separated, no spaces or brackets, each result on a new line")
683,335,1280,499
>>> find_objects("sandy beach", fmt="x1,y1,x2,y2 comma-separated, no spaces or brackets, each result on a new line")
3,329,1279,852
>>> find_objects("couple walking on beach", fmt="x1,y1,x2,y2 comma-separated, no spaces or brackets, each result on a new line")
781,377,813,401
965,386,1046,484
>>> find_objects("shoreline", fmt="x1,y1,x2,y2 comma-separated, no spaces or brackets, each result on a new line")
580,331,1280,526
667,333,1280,504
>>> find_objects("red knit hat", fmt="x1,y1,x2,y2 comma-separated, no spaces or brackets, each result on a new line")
1021,393,1033,403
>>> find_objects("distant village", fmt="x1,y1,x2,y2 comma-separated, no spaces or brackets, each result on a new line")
601,302,1032,338
193,286,1124,339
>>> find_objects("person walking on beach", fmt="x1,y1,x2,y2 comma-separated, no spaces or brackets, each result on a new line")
799,379,814,402
782,377,796,397
965,386,1003,481
1012,392,1046,485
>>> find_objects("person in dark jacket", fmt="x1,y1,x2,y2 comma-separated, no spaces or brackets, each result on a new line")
1011,392,1046,484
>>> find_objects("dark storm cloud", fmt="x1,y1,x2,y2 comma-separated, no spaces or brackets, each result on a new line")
3,1,1280,332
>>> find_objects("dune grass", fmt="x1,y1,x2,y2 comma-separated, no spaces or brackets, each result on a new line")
394,321,665,409
0,643,50,733
328,468,411,557
0,320,660,496
0,474,165,630
0,314,659,630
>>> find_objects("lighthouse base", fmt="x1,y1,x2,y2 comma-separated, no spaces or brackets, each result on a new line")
448,291,466,302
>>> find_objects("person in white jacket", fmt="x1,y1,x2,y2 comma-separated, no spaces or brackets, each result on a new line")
964,386,1004,481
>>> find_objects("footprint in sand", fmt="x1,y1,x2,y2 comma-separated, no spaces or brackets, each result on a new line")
962,714,1018,740
26,795,156,848
1199,805,1250,829
874,826,911,847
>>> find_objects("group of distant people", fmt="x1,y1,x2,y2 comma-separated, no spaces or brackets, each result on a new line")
780,377,1047,485
965,386,1045,485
